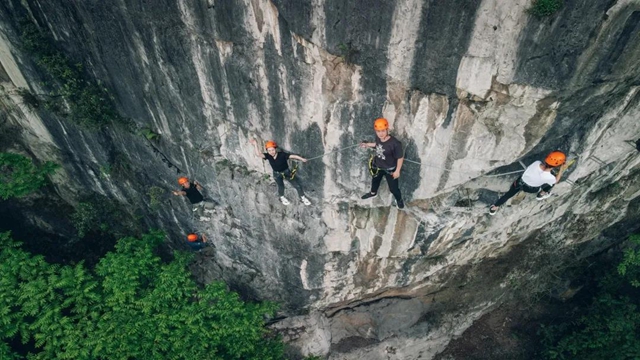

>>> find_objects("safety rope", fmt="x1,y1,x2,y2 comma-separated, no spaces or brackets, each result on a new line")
305,143,361,162
402,157,525,177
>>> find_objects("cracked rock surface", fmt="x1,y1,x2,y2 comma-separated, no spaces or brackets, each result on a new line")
1,0,639,358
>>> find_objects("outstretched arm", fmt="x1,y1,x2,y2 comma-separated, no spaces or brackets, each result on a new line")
289,154,308,163
194,180,204,191
249,138,266,159
172,190,186,196
555,162,569,183
359,142,375,148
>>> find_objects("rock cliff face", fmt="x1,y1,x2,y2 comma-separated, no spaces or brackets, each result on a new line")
1,0,639,358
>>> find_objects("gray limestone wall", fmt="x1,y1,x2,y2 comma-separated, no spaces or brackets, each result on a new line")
1,0,640,358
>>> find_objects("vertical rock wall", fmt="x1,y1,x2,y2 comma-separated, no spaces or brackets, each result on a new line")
1,0,639,358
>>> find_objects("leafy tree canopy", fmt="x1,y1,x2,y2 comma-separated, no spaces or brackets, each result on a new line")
540,234,640,360
0,152,58,200
0,231,284,359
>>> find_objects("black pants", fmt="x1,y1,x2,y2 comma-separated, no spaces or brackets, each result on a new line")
370,169,403,202
274,169,305,197
493,177,553,207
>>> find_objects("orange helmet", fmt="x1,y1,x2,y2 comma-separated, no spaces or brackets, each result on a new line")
187,233,198,242
545,151,566,167
265,140,277,149
374,118,389,131
178,177,189,185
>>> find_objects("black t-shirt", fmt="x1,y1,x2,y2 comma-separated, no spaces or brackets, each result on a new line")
373,136,403,169
263,152,290,172
183,183,204,204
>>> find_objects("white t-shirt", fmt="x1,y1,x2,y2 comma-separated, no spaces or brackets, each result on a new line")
521,161,556,187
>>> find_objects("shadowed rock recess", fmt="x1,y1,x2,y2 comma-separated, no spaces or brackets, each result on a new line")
1,0,640,358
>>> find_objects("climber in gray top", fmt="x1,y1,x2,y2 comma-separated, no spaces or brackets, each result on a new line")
360,118,405,209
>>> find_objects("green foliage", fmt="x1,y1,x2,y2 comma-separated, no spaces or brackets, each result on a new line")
540,234,640,359
618,235,640,287
0,152,58,200
19,20,122,129
70,195,140,238
337,42,356,64
139,127,161,141
98,164,111,178
0,341,21,359
529,0,563,18
147,186,165,210
15,88,40,109
107,151,132,180
0,231,284,359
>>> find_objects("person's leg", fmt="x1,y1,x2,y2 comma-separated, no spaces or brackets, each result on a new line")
384,172,403,204
369,171,384,194
362,170,384,199
285,170,305,197
193,203,206,219
273,172,285,196
493,179,522,207
537,183,554,200
201,199,217,213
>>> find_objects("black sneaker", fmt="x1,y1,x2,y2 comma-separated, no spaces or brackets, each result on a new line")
361,192,377,200
396,199,405,209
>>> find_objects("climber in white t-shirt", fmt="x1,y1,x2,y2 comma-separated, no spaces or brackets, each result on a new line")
489,151,569,215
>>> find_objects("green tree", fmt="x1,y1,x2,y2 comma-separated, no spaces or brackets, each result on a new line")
20,20,122,129
0,231,284,359
540,234,640,359
0,152,58,200
529,0,563,18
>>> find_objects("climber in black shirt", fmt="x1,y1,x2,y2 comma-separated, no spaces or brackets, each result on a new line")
360,118,405,209
250,138,311,206
172,177,216,220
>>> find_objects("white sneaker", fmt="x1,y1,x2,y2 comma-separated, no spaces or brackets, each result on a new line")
198,216,211,222
300,196,311,206
280,196,291,205
204,209,216,214
536,191,552,201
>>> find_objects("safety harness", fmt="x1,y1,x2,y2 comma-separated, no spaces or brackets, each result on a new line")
368,154,396,177
277,161,299,180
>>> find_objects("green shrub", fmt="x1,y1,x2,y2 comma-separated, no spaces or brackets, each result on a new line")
0,152,58,200
139,127,161,141
540,234,640,359
15,88,40,109
70,195,141,238
99,164,112,178
19,20,122,129
147,186,165,210
529,0,563,18
108,151,132,180
70,201,101,238
0,231,284,359
337,42,356,64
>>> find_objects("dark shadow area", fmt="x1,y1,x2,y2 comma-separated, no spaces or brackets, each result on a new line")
410,0,482,97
